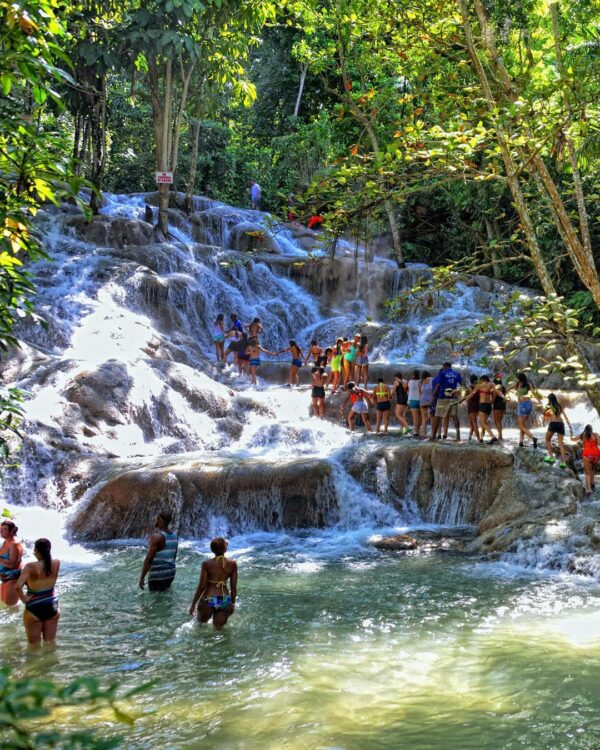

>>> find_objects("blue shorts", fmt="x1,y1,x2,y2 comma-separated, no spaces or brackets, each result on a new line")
250,358,260,367
356,356,368,366
292,359,302,368
408,399,420,409
517,400,533,417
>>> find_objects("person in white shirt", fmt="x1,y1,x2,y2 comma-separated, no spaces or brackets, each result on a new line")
249,180,261,210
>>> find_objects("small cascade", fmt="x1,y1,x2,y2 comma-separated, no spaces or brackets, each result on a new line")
426,464,491,526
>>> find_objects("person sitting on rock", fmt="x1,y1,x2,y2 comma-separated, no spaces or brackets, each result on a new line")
340,381,373,432
189,537,237,630
543,393,573,469
578,424,600,496
139,510,178,592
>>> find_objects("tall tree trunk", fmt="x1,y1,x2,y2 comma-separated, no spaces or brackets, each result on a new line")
294,62,308,117
157,58,173,237
90,75,107,215
483,216,500,278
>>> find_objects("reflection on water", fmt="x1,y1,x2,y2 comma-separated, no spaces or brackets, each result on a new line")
2,534,600,749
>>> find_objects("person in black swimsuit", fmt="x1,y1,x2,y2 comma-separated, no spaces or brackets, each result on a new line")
310,366,326,417
16,538,60,650
492,375,507,441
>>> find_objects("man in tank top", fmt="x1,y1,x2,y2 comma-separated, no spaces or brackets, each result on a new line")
139,510,179,592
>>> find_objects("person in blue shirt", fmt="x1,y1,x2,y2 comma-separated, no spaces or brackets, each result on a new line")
429,362,464,441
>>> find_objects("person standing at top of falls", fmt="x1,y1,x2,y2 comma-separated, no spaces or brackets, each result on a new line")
372,378,392,434
0,519,23,607
460,375,498,444
343,334,360,387
189,537,237,630
310,366,327,417
577,424,600,496
354,336,369,387
430,362,463,442
407,370,422,437
278,340,305,387
246,317,263,340
16,538,60,650
492,375,507,442
247,337,276,386
341,381,373,432
543,393,573,469
249,180,261,211
139,511,179,592
510,373,538,449
305,339,324,366
213,314,226,363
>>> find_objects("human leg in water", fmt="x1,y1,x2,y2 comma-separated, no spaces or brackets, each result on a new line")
347,411,357,431
24,608,60,650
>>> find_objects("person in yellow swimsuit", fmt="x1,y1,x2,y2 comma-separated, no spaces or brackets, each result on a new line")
189,538,238,630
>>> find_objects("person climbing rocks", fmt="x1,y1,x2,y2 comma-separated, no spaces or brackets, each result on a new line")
341,381,373,432
460,375,498,444
511,373,538,449
310,366,327,418
578,424,600,496
393,373,410,434
139,510,179,592
278,340,305,386
407,370,422,437
461,374,482,443
189,537,237,630
372,378,392,434
16,538,60,650
213,313,226,362
0,519,23,607
246,337,276,386
355,336,369,387
418,371,433,438
249,180,261,211
543,393,573,468
430,362,463,441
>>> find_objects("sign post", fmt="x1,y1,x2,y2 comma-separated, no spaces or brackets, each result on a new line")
155,171,174,185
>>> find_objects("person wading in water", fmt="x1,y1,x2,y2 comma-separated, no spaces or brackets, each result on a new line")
189,537,237,630
0,520,23,607
139,510,179,592
16,538,60,650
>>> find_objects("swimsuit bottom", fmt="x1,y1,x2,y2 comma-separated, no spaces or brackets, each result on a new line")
356,356,368,366
311,386,326,399
213,334,225,343
467,398,480,414
201,595,231,612
26,590,59,622
548,421,565,435
239,354,250,362
250,358,261,367
344,354,357,363
493,398,506,411
0,567,21,582
351,401,369,414
583,453,600,464
291,359,303,368
396,396,408,406
408,399,420,409
479,402,492,415
376,400,391,412
420,401,431,408
517,399,533,417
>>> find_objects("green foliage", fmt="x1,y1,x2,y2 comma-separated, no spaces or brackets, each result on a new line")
0,667,151,749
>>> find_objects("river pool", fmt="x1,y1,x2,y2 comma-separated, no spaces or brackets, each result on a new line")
2,529,600,749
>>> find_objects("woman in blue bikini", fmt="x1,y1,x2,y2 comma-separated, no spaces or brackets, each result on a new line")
189,538,237,630
0,520,22,607
278,340,305,387
16,538,60,649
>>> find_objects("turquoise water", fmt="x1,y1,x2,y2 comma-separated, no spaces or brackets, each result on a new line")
3,531,600,749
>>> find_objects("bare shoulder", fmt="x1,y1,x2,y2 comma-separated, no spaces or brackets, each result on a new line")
53,559,61,574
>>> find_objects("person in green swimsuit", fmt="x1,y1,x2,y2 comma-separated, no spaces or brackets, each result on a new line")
343,334,360,387
327,339,344,394
372,378,392,434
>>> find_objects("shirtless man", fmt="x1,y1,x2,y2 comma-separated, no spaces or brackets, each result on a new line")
189,537,237,630
246,317,263,339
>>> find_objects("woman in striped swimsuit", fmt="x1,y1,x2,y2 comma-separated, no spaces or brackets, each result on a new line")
16,538,60,649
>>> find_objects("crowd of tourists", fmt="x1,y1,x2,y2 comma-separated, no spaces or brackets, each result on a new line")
0,511,235,649
213,312,600,494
